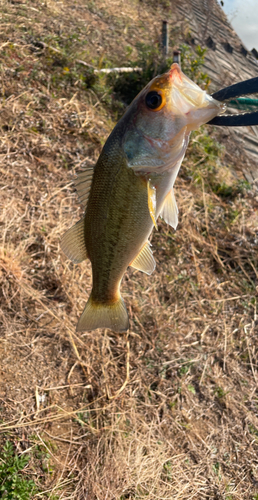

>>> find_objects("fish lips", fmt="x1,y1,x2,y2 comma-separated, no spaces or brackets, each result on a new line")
168,63,226,130
184,97,226,131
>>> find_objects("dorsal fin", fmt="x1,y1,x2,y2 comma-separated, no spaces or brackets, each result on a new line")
61,217,88,263
130,241,156,275
160,188,178,230
74,165,94,208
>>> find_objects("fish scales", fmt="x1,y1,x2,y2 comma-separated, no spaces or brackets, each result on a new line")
61,63,225,333
85,134,152,305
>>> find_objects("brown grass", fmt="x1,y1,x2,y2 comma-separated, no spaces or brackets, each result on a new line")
0,0,258,499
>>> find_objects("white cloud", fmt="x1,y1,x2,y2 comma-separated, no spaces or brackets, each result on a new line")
222,0,258,50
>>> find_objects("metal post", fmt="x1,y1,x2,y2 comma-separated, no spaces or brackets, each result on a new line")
161,21,168,57
173,50,181,67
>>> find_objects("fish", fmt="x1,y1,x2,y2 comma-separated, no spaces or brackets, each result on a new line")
61,63,224,333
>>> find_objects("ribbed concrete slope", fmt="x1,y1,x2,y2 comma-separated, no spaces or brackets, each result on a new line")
174,0,258,181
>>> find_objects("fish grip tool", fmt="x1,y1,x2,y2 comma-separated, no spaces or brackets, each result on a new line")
207,76,258,127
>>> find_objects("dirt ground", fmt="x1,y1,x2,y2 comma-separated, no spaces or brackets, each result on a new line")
0,0,258,499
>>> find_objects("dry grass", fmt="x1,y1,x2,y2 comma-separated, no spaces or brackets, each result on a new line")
0,0,258,499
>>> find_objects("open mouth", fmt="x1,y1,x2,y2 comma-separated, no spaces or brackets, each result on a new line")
169,63,226,118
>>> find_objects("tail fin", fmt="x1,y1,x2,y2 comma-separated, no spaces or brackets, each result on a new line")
76,293,129,333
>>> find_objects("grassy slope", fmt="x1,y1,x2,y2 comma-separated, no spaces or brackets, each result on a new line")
0,0,258,499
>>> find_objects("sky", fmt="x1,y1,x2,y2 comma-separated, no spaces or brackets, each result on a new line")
221,0,258,51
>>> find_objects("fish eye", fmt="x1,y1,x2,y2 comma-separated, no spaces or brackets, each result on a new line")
145,90,165,111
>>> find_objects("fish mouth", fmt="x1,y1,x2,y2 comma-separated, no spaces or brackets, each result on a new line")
169,63,226,129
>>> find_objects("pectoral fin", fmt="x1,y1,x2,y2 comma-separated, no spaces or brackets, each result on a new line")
160,188,178,230
147,180,158,230
130,241,156,275
61,217,88,263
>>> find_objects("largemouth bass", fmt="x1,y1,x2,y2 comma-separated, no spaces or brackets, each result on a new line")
61,63,224,333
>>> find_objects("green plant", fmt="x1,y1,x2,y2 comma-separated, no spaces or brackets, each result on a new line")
180,44,210,88
163,460,172,481
109,41,172,107
75,411,90,426
183,127,227,193
212,179,252,199
214,386,228,399
109,40,210,111
178,360,193,377
212,461,222,480
249,424,258,437
0,441,37,500
188,384,196,394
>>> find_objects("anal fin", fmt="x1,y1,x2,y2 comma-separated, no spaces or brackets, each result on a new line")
61,217,88,263
130,241,156,275
160,188,178,230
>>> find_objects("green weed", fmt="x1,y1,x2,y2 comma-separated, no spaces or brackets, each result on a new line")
163,460,172,480
187,384,196,394
75,411,90,426
212,179,252,199
180,44,210,88
214,386,228,399
212,461,221,477
109,42,209,111
0,441,37,500
178,361,193,377
249,424,258,437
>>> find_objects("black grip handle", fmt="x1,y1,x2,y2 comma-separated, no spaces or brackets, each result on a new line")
211,77,258,101
208,77,258,126
208,111,258,127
